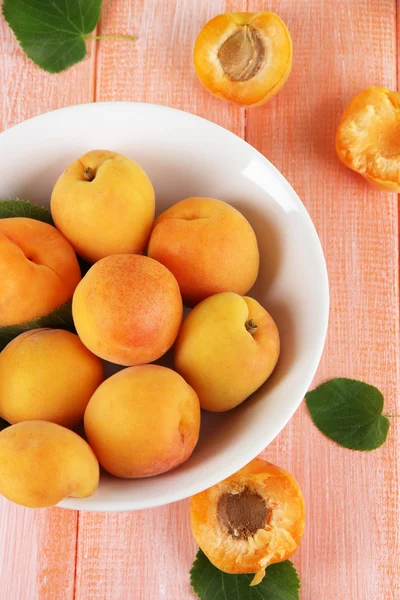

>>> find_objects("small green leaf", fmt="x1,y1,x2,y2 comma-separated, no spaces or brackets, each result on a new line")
2,0,103,73
190,549,300,600
0,302,75,351
0,198,54,224
305,378,390,451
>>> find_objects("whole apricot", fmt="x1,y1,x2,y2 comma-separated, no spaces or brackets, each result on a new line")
194,12,292,107
174,292,279,411
0,329,104,428
148,197,259,306
84,365,200,478
51,150,155,263
190,458,305,585
0,421,99,508
73,254,183,366
0,217,81,326
336,87,400,191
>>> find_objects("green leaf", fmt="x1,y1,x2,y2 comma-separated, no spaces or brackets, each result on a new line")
0,198,54,224
305,378,390,451
190,549,300,600
2,0,103,74
0,302,75,351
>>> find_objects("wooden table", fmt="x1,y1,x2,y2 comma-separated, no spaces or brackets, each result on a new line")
0,1,399,599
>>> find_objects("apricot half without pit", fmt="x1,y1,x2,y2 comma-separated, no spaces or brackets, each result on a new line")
190,458,305,586
194,12,292,107
336,87,400,191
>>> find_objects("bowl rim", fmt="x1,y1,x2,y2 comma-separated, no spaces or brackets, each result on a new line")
0,101,329,511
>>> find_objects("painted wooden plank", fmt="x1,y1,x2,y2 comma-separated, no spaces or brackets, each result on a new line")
246,1,400,599
0,4,96,598
75,1,246,599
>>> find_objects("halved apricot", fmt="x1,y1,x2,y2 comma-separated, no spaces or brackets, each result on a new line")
190,458,305,585
194,12,292,107
336,87,400,191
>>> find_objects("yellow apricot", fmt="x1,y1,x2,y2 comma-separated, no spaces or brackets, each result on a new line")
174,292,280,411
0,329,104,428
0,421,99,508
84,365,200,478
51,150,155,263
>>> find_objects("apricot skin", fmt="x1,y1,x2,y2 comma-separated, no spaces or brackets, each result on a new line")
51,150,155,263
190,458,305,583
0,217,81,327
174,292,280,411
84,365,201,478
194,12,292,107
0,329,104,428
0,421,99,508
148,197,259,306
73,254,183,366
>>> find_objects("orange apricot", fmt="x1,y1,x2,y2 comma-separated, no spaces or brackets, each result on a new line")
0,421,99,508
72,254,183,366
190,458,305,585
0,217,81,326
148,198,259,306
336,87,400,191
84,365,200,478
0,329,104,428
194,12,292,107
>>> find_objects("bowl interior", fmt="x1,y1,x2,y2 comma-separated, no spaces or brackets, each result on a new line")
0,103,329,511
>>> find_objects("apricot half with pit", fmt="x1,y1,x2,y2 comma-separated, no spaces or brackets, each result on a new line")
190,458,305,585
194,12,292,107
336,87,400,191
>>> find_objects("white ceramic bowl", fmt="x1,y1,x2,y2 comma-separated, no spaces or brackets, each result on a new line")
0,103,329,511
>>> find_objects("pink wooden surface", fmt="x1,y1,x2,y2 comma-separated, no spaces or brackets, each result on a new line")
0,1,399,599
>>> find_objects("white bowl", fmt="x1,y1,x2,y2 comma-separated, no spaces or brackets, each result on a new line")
0,103,329,511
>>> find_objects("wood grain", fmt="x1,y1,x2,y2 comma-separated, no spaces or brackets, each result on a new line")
246,1,400,599
0,2,95,598
0,0,399,599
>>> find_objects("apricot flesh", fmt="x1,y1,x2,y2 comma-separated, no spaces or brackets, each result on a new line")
148,197,259,306
0,217,81,326
194,12,292,107
84,365,201,478
336,87,400,191
0,421,99,508
190,458,305,585
0,329,104,428
51,150,155,263
73,254,183,366
174,292,280,411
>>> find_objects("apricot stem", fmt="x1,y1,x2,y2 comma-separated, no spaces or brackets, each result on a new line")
85,34,136,42
245,319,258,335
82,167,95,182
385,414,400,418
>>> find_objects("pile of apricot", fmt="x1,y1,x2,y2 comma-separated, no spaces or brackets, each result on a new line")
0,148,303,583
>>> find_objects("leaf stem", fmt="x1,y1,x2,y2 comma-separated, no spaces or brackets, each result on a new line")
385,414,400,418
85,34,136,42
